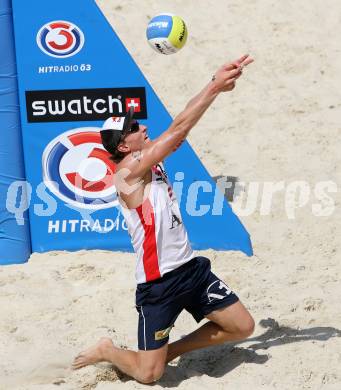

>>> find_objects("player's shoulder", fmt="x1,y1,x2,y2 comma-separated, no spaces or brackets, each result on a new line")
116,153,151,183
116,152,139,171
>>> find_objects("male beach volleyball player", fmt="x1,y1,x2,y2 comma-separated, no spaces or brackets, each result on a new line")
73,54,255,383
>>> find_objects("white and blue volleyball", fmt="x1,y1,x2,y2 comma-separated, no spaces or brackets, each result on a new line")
146,13,188,55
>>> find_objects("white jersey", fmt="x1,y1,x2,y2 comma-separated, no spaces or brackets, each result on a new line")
119,163,194,284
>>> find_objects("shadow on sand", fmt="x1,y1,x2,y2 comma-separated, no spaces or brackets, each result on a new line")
157,318,341,387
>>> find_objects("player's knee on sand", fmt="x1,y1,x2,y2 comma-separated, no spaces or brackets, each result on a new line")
219,311,255,339
138,365,165,384
235,314,255,338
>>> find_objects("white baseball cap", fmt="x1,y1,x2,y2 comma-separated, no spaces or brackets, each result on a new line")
100,107,136,154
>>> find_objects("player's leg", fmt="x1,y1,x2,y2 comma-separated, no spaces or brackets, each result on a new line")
167,300,254,362
206,300,255,337
72,337,168,383
167,257,254,362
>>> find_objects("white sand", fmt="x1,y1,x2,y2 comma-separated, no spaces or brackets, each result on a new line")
1,0,341,389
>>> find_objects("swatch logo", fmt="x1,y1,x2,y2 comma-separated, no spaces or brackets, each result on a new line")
26,87,147,123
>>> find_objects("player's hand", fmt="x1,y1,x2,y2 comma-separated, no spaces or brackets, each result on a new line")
213,54,254,92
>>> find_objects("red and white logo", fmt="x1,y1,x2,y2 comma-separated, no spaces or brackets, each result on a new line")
126,97,141,113
42,127,118,209
37,20,84,58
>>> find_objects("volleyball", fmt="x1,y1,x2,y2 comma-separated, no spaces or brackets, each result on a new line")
146,13,188,55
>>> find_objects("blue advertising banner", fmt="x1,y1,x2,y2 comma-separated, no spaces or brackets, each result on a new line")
0,0,31,264
11,0,252,255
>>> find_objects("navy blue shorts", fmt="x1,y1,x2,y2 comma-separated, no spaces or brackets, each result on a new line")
135,256,239,350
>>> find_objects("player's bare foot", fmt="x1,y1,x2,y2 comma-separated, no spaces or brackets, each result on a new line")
72,337,115,370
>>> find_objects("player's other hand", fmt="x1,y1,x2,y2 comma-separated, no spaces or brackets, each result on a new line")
213,54,254,92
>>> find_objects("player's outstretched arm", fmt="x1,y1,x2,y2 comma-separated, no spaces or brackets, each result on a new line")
133,54,253,176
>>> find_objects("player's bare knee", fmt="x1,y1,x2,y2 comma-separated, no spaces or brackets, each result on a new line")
237,315,255,338
138,371,155,384
138,365,165,384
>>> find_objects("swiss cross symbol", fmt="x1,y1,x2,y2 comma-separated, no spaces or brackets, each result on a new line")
126,97,141,112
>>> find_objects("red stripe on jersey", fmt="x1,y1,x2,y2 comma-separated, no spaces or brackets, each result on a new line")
167,185,173,199
136,199,161,281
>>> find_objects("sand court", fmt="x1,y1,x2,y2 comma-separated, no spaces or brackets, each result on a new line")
1,0,341,388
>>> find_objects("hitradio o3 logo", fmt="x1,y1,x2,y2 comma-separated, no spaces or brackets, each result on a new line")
43,128,118,209
37,21,84,58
